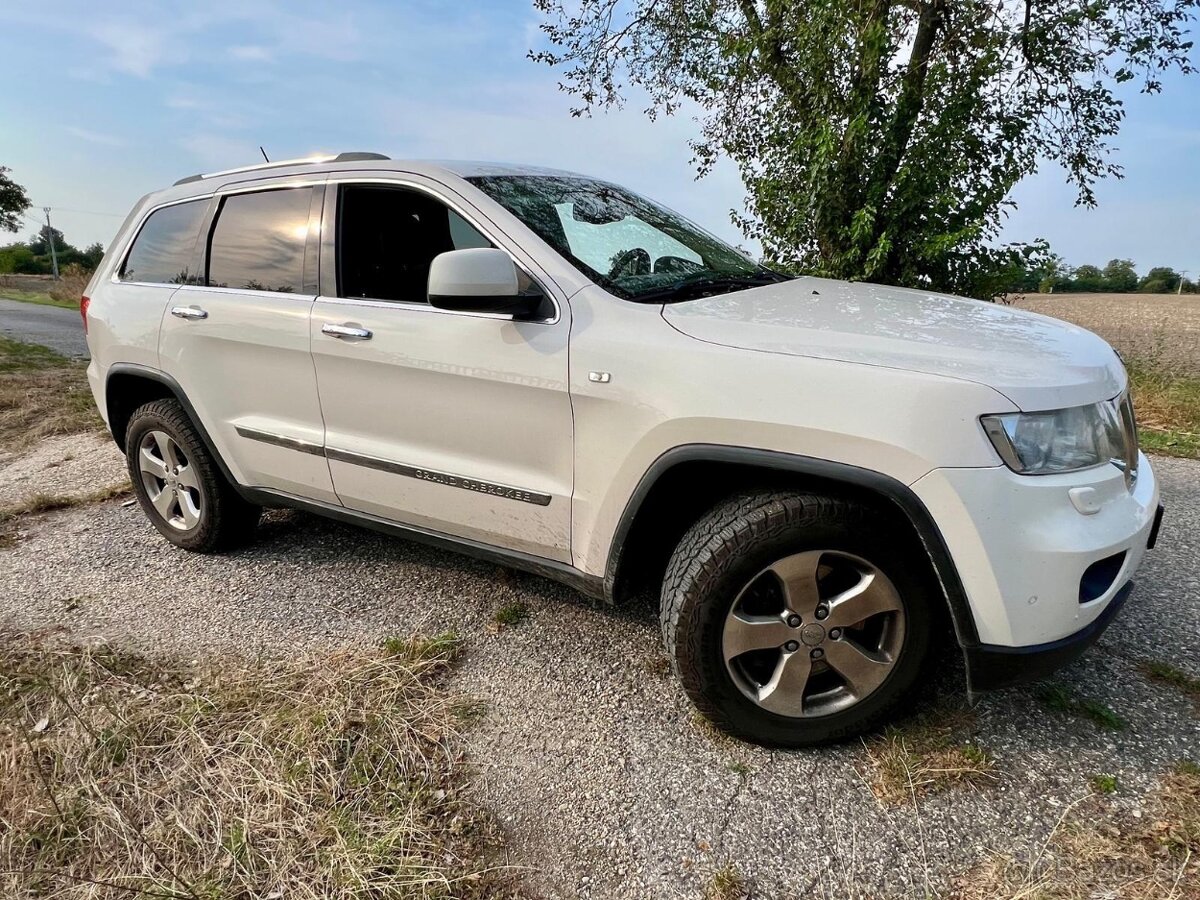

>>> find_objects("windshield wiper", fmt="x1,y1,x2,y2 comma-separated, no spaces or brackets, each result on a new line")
634,270,790,304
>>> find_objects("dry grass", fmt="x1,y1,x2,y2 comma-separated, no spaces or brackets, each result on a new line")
859,709,995,807
0,483,130,549
0,336,103,454
704,862,748,900
0,630,517,899
952,760,1200,899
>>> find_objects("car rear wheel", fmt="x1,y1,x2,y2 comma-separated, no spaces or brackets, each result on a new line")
125,399,260,553
660,491,936,747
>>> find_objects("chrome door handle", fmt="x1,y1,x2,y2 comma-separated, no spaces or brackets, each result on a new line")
322,323,372,340
170,305,208,320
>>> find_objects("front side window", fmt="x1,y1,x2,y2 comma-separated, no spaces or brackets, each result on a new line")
337,185,493,303
119,199,206,285
467,175,780,301
207,188,312,293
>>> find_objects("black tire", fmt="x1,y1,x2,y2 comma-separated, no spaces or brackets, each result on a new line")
660,491,936,747
124,399,260,553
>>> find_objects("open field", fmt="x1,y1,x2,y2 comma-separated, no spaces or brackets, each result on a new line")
1013,293,1200,374
1014,293,1200,458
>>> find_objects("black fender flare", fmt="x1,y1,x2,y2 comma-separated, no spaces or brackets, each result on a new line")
104,362,242,490
602,444,981,653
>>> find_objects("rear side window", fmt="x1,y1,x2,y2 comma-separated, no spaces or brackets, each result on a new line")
119,200,206,285
207,188,312,293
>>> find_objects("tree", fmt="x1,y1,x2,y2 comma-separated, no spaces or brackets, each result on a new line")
1101,258,1138,292
1069,264,1106,292
0,167,31,234
82,242,105,269
532,1,1198,299
28,224,71,258
1138,266,1182,293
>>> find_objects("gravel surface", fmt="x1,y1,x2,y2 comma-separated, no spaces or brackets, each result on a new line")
0,296,88,358
0,432,127,508
0,440,1196,898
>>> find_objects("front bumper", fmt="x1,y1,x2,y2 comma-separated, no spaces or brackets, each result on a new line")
912,453,1161,686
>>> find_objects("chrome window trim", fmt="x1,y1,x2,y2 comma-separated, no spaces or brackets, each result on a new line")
109,194,215,287
321,175,562,326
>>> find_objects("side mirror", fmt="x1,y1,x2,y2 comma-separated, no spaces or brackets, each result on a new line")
428,248,542,318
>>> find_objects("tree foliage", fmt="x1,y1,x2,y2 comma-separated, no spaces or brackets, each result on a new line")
0,167,31,234
531,0,1198,299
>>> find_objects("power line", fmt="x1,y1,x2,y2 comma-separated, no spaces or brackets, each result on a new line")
39,206,124,218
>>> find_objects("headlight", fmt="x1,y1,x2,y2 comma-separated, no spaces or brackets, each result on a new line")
981,395,1136,478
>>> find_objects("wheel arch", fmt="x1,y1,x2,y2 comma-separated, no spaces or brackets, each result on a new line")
603,444,980,651
104,363,240,488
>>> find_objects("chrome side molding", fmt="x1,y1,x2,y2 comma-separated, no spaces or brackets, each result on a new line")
235,427,551,506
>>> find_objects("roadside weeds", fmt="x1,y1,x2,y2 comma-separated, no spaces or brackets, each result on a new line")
0,335,102,454
0,482,130,548
952,760,1200,899
0,629,520,899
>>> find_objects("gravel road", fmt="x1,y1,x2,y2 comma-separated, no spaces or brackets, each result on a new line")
1,441,1196,898
0,296,88,358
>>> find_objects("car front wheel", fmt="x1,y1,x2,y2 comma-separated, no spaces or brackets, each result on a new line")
660,491,936,747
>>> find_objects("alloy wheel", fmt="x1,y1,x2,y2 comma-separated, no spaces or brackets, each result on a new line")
137,430,203,531
722,550,906,717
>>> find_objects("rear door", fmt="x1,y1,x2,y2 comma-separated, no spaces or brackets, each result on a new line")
158,177,337,503
309,176,573,560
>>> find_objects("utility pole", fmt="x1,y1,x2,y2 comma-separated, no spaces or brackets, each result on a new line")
43,207,60,280
1178,271,1188,295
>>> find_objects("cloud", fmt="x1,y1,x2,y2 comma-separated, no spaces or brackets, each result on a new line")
64,126,125,147
229,44,273,62
87,21,172,77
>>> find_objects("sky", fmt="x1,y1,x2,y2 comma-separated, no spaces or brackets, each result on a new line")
2,0,1197,278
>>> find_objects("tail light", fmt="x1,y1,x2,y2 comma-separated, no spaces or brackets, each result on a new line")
80,295,90,334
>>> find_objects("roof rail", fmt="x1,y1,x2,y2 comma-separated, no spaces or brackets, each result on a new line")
173,151,390,186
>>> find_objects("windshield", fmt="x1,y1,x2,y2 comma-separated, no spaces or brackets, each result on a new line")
466,175,773,301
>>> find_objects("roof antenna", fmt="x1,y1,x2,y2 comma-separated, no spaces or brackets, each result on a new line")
259,146,270,163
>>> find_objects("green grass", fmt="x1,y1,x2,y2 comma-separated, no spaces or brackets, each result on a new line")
1128,362,1200,460
492,600,530,627
1139,659,1200,706
1037,683,1128,730
1091,773,1119,794
705,862,747,900
0,287,78,310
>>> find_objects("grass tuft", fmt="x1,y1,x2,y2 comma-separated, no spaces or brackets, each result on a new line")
1127,360,1200,460
705,861,747,900
1139,659,1200,708
0,630,510,899
1091,773,1119,794
491,600,530,628
1037,683,1128,730
860,709,995,806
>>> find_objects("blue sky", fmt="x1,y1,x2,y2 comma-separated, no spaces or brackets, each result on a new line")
2,0,1197,279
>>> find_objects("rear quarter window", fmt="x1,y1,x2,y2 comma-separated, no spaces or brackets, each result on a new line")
119,199,207,285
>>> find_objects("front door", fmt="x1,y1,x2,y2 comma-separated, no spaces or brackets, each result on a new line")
158,180,337,503
309,178,572,560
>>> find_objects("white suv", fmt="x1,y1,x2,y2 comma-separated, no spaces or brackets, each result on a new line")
83,153,1163,746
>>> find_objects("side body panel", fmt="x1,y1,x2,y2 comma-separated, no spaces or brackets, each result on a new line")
156,179,338,503
309,175,574,560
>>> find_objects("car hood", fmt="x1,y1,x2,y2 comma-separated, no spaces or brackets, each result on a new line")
661,276,1125,410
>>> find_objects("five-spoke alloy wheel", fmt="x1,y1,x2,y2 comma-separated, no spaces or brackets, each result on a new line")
661,490,936,747
125,398,261,553
137,430,204,531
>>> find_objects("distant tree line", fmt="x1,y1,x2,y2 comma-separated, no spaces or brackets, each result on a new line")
0,225,105,275
1003,252,1196,295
